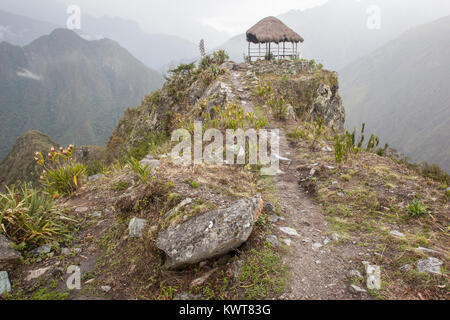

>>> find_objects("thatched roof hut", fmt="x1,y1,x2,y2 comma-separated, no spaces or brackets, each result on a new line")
246,16,304,44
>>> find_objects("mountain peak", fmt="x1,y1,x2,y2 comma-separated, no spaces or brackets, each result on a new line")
48,28,84,42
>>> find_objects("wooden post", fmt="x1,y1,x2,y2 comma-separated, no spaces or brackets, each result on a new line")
283,42,285,59
259,43,261,60
248,42,250,61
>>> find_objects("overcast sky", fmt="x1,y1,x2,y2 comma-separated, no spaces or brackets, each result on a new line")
55,0,328,36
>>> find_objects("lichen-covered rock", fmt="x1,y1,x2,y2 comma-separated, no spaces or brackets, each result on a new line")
0,235,21,264
129,218,148,238
157,195,263,269
416,257,443,275
308,83,345,132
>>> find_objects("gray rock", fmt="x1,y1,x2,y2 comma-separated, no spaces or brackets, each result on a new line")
282,239,292,246
157,195,262,269
129,218,147,238
286,104,297,121
26,266,51,281
0,271,11,295
101,285,111,293
321,146,332,152
174,292,202,300
266,235,280,247
75,207,89,213
190,269,217,288
415,247,440,255
399,264,412,273
331,233,339,242
268,215,282,223
312,243,323,251
163,198,193,220
263,203,276,215
91,211,102,218
0,234,21,263
30,244,52,256
365,264,381,290
390,230,405,238
279,227,299,237
416,257,443,275
350,285,367,294
139,155,161,170
61,248,70,255
347,270,363,279
88,173,106,182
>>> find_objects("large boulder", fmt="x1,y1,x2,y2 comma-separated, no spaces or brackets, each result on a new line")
157,195,263,269
0,234,21,265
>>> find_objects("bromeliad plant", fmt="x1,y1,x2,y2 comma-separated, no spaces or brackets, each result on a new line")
34,145,87,197
0,183,75,248
127,157,153,183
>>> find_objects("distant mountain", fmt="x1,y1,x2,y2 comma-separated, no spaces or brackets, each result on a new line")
0,28,164,161
0,10,58,46
0,130,58,189
0,1,204,70
76,15,199,71
218,0,450,69
340,15,450,172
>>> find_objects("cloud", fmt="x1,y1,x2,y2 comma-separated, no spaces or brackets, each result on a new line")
16,68,42,80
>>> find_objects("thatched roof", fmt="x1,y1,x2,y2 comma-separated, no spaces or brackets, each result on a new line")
246,16,304,44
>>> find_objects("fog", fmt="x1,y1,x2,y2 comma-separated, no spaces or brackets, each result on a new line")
0,0,327,47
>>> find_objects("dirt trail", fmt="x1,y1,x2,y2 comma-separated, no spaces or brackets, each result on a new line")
230,68,363,300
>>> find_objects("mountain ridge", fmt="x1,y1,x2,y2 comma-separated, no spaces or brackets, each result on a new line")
0,28,164,162
340,15,450,172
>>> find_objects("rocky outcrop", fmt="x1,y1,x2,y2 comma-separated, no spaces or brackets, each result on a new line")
157,195,263,269
0,131,58,189
308,83,345,132
0,234,21,265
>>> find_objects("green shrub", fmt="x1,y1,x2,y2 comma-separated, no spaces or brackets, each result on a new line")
128,131,169,161
35,145,87,197
267,96,288,120
334,124,381,164
0,183,75,248
239,247,287,299
420,163,449,185
189,181,199,189
127,157,153,183
311,117,325,148
407,199,429,218
287,127,307,140
85,160,105,177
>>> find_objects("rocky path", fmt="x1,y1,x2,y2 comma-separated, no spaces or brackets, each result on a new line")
273,132,355,299
230,67,362,300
